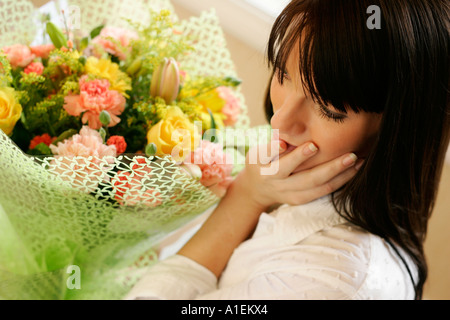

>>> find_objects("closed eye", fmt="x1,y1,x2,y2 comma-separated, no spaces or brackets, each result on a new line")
317,104,347,123
275,67,291,82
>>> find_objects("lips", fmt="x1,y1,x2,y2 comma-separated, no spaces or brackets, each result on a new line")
280,139,297,153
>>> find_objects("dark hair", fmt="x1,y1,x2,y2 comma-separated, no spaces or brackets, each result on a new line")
266,0,450,299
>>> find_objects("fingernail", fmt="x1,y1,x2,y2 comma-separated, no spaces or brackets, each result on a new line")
343,153,358,166
303,143,318,156
279,140,287,151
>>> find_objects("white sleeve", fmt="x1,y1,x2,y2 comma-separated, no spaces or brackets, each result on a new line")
124,254,217,300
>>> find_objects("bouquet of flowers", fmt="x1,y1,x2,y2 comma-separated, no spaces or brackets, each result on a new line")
0,0,269,300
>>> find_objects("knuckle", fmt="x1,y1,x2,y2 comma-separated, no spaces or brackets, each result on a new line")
310,174,323,187
288,194,307,206
322,182,335,195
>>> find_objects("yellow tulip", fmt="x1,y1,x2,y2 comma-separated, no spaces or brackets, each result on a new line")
0,87,22,135
147,106,200,161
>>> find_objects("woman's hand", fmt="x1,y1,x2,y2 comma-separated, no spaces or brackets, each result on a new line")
236,139,363,211
178,139,362,277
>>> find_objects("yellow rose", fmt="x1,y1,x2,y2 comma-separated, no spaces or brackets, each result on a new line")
147,106,200,161
0,87,22,135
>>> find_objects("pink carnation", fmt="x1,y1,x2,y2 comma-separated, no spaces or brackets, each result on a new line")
50,126,117,158
89,27,138,60
1,44,35,68
64,75,126,129
24,61,44,75
217,86,241,126
49,126,117,193
30,44,55,59
187,140,234,197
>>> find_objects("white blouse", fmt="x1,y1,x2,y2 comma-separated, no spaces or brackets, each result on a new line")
125,196,417,300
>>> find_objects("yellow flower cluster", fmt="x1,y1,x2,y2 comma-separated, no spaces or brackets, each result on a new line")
180,87,226,131
85,57,132,97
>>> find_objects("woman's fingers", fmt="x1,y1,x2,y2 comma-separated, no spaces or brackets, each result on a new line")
275,142,319,177
288,152,360,189
246,139,287,166
304,161,362,201
242,139,364,207
282,159,363,205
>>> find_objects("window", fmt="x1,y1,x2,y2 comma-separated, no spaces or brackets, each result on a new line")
243,0,290,18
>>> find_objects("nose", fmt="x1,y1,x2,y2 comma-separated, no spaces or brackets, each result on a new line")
270,93,308,136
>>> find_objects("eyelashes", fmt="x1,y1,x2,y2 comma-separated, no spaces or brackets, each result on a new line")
275,67,290,82
317,104,347,123
281,69,290,81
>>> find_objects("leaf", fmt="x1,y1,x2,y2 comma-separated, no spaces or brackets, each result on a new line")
28,143,53,156
99,127,107,142
46,22,68,49
145,143,157,156
79,37,89,51
99,110,111,127
223,76,242,87
207,108,216,130
52,129,78,145
90,25,104,39
203,109,219,143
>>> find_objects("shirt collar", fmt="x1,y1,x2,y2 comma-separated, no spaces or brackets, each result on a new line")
271,195,347,245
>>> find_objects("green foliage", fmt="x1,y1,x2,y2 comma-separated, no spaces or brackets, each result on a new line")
182,75,242,98
23,95,80,136
46,22,68,49
27,142,52,155
44,49,84,85
52,128,78,145
0,53,12,86
124,10,194,81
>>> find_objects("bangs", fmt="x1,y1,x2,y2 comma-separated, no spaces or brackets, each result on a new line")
267,0,387,114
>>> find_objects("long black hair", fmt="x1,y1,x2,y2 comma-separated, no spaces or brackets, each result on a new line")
266,0,450,299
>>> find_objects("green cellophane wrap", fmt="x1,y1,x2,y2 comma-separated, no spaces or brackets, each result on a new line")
0,0,275,300
0,123,272,300
0,128,219,299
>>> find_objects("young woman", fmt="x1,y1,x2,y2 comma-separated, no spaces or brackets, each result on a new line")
126,0,449,300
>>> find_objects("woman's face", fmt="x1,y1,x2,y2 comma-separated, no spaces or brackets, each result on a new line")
270,46,382,172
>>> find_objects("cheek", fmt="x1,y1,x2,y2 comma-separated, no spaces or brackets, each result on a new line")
270,77,283,113
313,119,379,160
